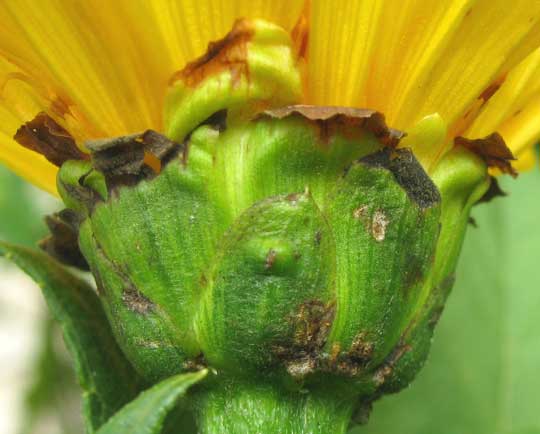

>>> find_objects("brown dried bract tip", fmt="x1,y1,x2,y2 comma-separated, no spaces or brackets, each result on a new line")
85,130,181,188
169,19,254,88
455,132,517,177
39,209,89,270
14,112,88,166
264,105,405,148
476,176,507,204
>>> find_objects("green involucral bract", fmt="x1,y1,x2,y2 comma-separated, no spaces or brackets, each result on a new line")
52,19,490,434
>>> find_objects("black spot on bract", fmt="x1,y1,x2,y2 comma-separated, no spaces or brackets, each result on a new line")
360,148,441,209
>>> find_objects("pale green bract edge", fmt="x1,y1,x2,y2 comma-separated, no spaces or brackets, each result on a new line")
97,370,207,434
0,242,144,434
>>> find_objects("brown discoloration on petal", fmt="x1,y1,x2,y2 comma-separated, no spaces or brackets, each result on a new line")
455,132,517,177
449,99,484,138
479,76,505,103
14,112,88,166
291,2,310,60
49,96,73,119
264,105,404,148
170,19,254,88
450,75,506,138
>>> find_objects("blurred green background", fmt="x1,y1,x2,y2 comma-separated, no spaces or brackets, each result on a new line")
1,160,539,434
0,167,81,434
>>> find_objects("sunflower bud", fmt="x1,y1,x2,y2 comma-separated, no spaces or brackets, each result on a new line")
52,18,491,432
57,106,467,388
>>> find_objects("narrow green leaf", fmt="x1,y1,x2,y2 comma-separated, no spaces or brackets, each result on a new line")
356,168,540,433
0,242,143,433
97,370,207,434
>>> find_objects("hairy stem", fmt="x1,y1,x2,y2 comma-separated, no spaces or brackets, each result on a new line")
193,379,356,434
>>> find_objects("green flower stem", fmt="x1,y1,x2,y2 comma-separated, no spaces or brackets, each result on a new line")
193,380,355,434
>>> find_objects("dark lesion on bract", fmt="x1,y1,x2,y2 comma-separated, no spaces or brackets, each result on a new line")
371,343,412,387
83,110,228,193
121,285,155,315
330,332,375,377
17,109,225,276
39,208,89,270
86,130,183,189
14,113,188,194
273,301,383,380
273,299,336,379
182,353,208,372
360,147,441,209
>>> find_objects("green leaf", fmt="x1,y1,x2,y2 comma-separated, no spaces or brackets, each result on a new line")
355,168,540,434
0,242,144,433
97,370,207,434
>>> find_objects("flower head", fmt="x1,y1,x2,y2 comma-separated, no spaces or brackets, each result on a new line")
0,0,539,194
3,5,540,430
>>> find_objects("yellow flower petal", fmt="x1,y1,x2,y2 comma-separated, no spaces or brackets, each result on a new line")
146,0,304,65
0,133,57,196
402,0,540,130
306,0,384,107
2,0,540,195
513,148,537,172
498,95,540,157
464,47,540,171
466,47,540,143
307,0,540,132
307,0,470,119
0,58,61,194
0,0,304,194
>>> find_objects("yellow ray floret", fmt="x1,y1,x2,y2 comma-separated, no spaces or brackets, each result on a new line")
466,47,540,168
0,0,539,195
